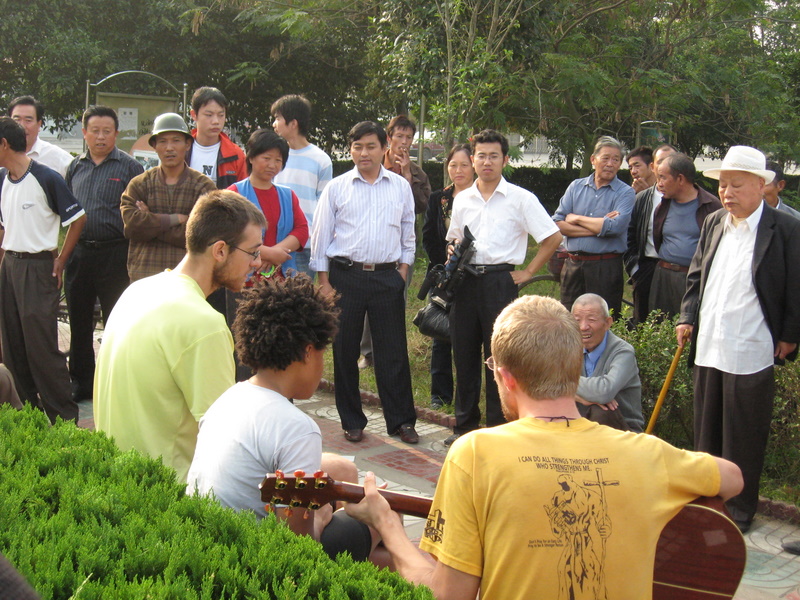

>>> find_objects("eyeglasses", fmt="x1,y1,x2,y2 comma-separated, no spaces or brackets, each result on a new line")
485,356,496,371
230,244,261,261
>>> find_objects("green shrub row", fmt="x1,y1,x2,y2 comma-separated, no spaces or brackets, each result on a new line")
0,407,433,600
614,312,800,501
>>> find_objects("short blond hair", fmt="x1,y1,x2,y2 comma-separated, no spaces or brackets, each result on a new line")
491,295,582,400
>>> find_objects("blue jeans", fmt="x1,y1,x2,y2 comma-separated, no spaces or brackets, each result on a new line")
294,248,315,279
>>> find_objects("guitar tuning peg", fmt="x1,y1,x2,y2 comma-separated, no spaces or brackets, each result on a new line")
275,470,285,478
309,501,321,510
313,470,324,478
294,469,306,478
303,508,311,520
284,507,293,517
264,503,274,514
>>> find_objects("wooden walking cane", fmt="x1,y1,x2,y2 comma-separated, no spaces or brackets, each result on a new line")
645,330,689,435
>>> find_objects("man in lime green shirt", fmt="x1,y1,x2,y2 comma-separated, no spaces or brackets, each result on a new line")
94,190,266,482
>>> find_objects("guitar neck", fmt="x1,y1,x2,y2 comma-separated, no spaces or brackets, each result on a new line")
329,481,432,519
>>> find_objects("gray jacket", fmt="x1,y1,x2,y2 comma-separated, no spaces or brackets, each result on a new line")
577,331,644,432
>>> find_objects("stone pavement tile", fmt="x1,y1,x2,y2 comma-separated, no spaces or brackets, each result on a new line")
364,448,444,484
77,399,94,431
735,517,800,599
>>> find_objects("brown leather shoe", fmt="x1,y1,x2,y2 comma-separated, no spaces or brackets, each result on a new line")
344,428,363,443
395,424,419,444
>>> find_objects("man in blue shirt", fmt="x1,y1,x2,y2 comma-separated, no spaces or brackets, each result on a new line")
311,121,418,445
553,137,635,317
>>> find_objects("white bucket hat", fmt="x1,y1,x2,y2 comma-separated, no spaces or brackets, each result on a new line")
703,145,775,184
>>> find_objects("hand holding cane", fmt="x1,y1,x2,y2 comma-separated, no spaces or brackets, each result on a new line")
646,327,690,435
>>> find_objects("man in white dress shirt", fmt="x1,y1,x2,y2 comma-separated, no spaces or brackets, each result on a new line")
443,129,562,446
311,121,418,445
8,96,73,177
677,145,800,533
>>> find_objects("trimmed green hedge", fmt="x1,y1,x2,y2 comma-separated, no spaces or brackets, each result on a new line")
0,407,433,599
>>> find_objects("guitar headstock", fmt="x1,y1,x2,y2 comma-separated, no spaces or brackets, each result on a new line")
259,470,338,513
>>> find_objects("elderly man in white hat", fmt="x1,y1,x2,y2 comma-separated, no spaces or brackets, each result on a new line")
676,145,800,533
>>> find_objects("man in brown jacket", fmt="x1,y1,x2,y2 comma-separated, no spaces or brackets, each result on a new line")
120,113,216,281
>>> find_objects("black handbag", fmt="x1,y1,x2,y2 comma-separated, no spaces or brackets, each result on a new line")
413,301,451,341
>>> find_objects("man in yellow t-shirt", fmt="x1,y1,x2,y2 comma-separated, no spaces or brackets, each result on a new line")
346,295,743,600
94,190,266,483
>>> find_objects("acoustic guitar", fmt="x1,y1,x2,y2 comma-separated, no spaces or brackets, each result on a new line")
260,471,746,599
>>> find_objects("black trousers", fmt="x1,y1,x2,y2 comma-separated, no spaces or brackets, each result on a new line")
64,240,130,399
693,365,775,523
560,254,624,318
329,263,415,434
0,254,77,423
450,270,517,434
430,336,453,403
630,257,657,326
648,264,687,320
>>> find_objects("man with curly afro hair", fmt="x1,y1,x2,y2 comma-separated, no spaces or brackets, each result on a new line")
187,275,382,561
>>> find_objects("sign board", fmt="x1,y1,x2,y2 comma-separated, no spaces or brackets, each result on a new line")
95,92,179,154
638,121,672,148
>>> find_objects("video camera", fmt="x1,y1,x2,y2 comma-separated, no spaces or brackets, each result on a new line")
413,226,477,340
418,225,477,308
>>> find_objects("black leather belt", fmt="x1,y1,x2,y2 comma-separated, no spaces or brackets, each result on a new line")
471,263,514,274
79,238,127,249
330,256,397,272
5,250,55,259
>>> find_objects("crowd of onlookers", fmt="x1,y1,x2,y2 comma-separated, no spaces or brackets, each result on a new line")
1,84,799,599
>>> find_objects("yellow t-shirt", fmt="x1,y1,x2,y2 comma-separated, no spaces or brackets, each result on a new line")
93,271,235,483
419,417,720,600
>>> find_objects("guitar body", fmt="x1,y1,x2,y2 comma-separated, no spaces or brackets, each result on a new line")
260,473,746,599
653,497,746,599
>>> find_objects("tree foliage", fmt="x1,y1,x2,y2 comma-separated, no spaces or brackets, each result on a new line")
0,0,797,164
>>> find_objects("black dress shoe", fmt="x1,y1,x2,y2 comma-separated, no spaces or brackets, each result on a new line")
430,397,450,410
735,519,752,534
443,433,461,447
782,540,800,555
344,429,363,443
395,424,419,444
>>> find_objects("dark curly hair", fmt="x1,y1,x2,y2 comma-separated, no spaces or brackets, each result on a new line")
233,275,340,372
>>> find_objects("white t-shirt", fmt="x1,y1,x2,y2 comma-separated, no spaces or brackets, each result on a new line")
0,161,84,252
186,381,322,517
190,140,220,182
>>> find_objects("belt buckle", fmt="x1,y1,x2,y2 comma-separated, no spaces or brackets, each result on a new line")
474,265,487,274
363,263,376,272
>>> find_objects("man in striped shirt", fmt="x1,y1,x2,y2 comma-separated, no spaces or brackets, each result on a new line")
311,121,418,445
